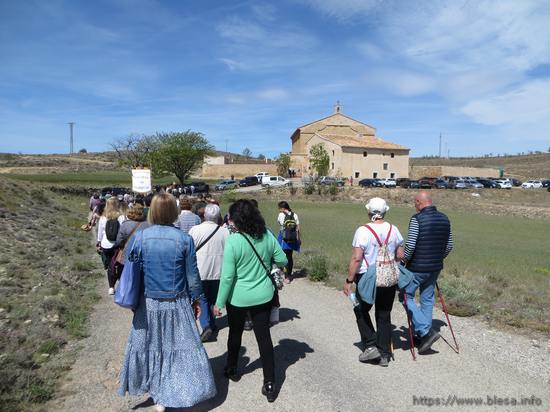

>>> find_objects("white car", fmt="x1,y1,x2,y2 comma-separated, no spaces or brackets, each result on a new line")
262,176,290,187
494,180,512,189
380,178,397,187
521,180,543,188
255,172,270,182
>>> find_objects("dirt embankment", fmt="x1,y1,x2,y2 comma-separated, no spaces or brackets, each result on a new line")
0,153,122,174
0,176,102,409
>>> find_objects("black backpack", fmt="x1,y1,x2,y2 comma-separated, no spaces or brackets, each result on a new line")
105,219,120,242
282,212,298,243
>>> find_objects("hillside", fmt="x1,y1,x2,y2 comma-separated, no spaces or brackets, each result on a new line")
411,153,550,179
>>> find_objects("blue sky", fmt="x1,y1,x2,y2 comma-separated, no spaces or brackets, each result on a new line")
1,0,549,157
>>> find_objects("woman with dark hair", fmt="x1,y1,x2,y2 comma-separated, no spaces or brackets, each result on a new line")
213,199,287,402
118,194,216,411
276,201,301,283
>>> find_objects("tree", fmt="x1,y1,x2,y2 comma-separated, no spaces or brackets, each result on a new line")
275,153,291,176
78,148,87,154
309,143,329,176
258,153,266,161
242,147,252,159
112,131,215,184
150,131,215,184
111,134,156,168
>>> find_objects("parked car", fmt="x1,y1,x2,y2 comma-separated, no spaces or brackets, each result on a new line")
450,179,467,189
358,178,377,187
396,178,410,187
509,178,522,187
262,176,290,187
184,181,209,193
401,179,420,189
465,179,483,189
418,179,434,189
255,172,270,182
521,180,543,188
434,179,449,189
494,180,512,189
380,178,397,188
214,179,238,191
477,179,499,188
542,179,550,188
318,176,345,186
239,176,260,187
372,179,384,187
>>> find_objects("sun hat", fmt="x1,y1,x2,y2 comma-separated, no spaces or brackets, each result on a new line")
365,197,389,214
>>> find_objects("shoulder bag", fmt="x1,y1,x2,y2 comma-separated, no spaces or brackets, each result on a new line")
239,233,284,290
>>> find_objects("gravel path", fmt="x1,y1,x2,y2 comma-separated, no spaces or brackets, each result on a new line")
49,277,550,411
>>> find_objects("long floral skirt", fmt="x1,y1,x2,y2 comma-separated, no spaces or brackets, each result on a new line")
118,295,216,408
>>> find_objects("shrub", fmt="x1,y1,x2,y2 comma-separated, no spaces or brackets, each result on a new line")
289,185,297,196
303,184,315,195
307,254,329,282
438,276,481,317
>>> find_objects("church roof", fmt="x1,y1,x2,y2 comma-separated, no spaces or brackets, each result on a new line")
292,109,409,151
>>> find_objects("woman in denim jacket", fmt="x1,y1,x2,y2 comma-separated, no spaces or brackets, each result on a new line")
118,194,216,412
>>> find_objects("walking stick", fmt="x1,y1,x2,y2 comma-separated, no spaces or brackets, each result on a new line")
436,282,459,354
401,292,417,361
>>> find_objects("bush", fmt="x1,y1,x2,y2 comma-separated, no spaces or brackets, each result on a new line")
438,276,481,317
289,185,297,196
307,254,329,282
303,184,315,195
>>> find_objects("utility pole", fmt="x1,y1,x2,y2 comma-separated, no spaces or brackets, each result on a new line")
225,139,228,154
438,132,442,158
68,122,75,155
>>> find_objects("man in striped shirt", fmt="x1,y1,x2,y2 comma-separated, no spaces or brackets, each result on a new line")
402,191,453,353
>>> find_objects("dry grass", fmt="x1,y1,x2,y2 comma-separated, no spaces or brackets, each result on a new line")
0,176,102,409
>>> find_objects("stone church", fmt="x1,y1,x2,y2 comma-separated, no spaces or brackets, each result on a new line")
290,104,410,179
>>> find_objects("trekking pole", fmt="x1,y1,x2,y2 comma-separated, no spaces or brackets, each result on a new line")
436,282,459,354
401,292,417,361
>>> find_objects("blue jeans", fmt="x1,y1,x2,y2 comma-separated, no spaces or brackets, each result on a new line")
199,280,220,332
403,271,440,338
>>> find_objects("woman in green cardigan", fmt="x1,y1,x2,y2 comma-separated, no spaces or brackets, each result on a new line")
213,199,287,402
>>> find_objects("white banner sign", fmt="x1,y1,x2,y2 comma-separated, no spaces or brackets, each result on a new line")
132,169,151,193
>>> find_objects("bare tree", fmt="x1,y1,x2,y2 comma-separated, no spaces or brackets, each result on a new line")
111,134,156,169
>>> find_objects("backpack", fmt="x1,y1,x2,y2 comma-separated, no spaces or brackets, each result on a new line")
364,224,399,287
105,219,120,242
282,212,298,243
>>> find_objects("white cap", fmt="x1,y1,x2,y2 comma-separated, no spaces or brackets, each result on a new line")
365,197,389,214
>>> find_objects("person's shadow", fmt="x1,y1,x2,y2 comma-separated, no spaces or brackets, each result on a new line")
242,338,314,400
279,308,300,323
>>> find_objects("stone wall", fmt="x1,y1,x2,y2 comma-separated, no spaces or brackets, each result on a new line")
200,163,278,178
409,165,500,179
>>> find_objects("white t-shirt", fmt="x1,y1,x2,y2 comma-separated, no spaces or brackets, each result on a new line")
352,222,404,273
277,211,300,230
97,215,126,249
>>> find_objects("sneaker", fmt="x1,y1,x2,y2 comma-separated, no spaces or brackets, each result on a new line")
108,287,115,295
223,367,241,382
153,405,165,412
262,381,276,402
359,346,381,363
200,328,212,342
379,355,390,367
243,320,253,331
418,329,440,354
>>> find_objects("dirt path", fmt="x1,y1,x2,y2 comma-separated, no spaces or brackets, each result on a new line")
49,276,550,411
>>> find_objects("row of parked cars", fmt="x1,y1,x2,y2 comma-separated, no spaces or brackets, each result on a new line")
358,176,550,190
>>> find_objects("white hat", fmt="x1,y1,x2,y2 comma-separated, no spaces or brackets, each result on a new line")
365,197,389,214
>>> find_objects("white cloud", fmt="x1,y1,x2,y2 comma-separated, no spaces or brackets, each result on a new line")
366,69,436,97
257,88,289,100
461,79,550,126
298,0,384,22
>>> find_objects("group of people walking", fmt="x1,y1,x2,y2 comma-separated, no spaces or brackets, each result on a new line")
343,191,453,366
89,189,302,410
88,187,452,409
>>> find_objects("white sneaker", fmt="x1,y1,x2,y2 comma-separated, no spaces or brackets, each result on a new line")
154,405,165,412
108,287,115,295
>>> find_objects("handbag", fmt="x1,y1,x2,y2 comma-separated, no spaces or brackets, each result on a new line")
114,236,142,310
239,233,284,290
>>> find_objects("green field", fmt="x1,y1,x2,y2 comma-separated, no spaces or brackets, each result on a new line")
254,200,550,334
